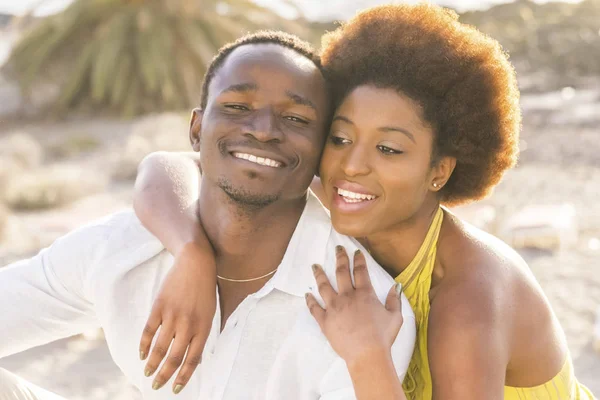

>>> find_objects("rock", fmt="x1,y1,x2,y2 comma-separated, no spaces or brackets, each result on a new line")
0,157,23,203
499,204,578,251
110,135,152,181
0,203,8,242
0,132,44,169
595,305,600,354
129,112,190,152
4,164,109,211
449,203,497,233
111,112,191,181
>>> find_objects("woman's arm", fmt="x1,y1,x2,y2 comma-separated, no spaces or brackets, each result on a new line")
347,349,407,400
134,151,205,253
133,151,217,395
428,277,509,400
306,248,407,399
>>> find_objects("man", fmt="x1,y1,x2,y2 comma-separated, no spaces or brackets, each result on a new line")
0,31,415,399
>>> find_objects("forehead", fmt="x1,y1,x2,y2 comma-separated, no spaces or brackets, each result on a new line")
209,43,327,104
339,86,431,132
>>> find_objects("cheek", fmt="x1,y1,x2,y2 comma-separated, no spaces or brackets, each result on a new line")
318,144,337,177
296,134,324,167
380,162,431,205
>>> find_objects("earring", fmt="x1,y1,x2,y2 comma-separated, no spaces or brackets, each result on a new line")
433,182,440,189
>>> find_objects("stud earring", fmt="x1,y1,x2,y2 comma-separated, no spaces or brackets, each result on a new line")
433,182,440,188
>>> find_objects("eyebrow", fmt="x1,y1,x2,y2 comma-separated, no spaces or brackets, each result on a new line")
286,91,317,112
222,83,258,94
220,85,317,113
333,115,416,143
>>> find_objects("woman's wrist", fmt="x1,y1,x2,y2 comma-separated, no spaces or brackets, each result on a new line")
345,345,394,375
171,206,212,255
172,241,217,282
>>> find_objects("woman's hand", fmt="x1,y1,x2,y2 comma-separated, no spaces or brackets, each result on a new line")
139,242,217,394
305,246,404,366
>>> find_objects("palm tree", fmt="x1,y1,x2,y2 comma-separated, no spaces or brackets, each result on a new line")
6,0,310,117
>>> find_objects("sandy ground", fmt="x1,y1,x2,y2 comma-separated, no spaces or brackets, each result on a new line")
0,84,599,397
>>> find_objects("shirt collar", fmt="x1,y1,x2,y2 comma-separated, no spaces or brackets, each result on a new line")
259,191,332,298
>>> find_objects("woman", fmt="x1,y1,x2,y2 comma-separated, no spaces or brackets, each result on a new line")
134,4,594,399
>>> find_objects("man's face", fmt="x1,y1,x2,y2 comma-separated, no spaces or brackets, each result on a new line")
191,44,330,208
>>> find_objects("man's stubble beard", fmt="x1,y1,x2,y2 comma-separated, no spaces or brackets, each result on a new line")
217,177,281,214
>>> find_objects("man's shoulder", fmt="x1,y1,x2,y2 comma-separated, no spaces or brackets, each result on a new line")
67,208,155,244
51,208,165,268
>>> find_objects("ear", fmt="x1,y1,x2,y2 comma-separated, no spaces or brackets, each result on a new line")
430,156,456,192
189,108,203,152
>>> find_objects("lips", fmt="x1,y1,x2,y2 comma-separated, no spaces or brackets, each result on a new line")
334,181,378,202
330,180,379,212
336,187,377,202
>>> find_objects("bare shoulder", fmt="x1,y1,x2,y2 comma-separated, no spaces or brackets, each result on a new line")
434,209,543,307
431,210,568,380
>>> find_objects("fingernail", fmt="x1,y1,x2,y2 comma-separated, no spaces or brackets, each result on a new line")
305,293,310,299
395,283,403,298
354,249,362,256
152,381,161,390
335,245,343,253
144,367,152,377
173,384,184,394
140,351,146,360
311,264,319,273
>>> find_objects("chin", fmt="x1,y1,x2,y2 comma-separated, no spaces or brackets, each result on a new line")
331,215,371,238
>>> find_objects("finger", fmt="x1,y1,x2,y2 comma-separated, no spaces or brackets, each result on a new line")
385,283,403,313
152,328,192,390
144,323,175,379
140,309,162,361
334,246,354,293
173,336,206,394
305,293,326,329
352,249,373,290
312,264,337,306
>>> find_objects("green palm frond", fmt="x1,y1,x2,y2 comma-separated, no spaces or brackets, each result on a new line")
6,0,310,117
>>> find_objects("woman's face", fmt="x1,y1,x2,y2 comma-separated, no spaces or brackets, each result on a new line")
319,85,443,238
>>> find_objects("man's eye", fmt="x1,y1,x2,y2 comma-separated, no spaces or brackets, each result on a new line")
224,104,249,111
377,145,402,155
284,116,309,124
329,136,351,146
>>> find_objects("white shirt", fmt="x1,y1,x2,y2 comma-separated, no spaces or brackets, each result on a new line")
0,193,416,400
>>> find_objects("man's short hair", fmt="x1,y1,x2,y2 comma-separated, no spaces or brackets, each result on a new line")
200,31,323,109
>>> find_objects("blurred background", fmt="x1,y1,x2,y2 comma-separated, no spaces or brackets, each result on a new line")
0,0,599,398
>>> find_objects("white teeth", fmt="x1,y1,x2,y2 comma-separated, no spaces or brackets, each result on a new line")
232,152,282,168
337,187,377,202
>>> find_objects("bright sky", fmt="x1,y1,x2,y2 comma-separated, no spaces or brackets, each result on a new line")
0,0,584,19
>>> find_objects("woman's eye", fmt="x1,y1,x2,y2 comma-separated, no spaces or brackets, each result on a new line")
377,145,402,155
224,104,249,111
329,136,351,146
285,116,309,125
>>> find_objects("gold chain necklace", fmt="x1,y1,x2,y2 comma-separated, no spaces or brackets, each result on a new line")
216,268,278,283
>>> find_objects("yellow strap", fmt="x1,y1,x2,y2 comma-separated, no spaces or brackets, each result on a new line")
396,207,444,287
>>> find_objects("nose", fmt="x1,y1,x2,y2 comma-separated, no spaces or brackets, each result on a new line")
340,144,371,177
244,108,283,143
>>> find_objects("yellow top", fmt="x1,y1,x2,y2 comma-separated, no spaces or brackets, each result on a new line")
394,207,595,400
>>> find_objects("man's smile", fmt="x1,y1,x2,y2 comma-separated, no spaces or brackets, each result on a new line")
231,151,284,168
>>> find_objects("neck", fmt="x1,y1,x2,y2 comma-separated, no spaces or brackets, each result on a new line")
364,200,440,277
198,181,307,280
